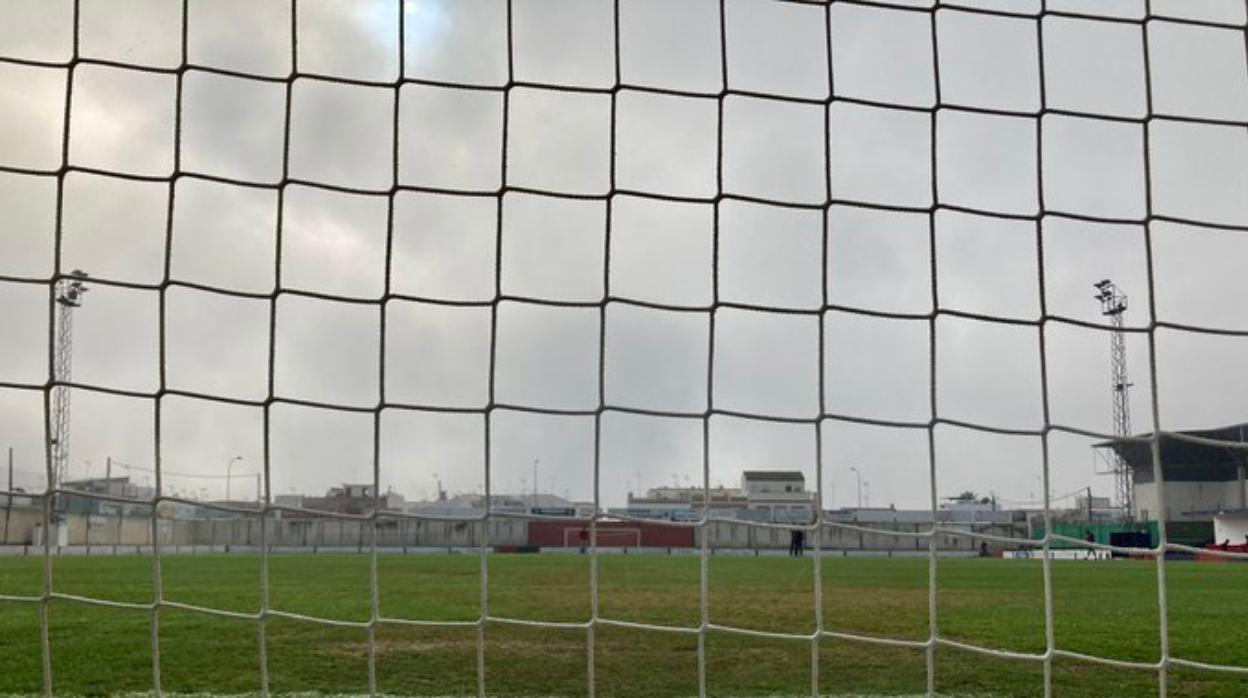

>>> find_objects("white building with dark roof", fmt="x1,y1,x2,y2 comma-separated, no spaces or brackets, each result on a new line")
611,470,815,523
740,471,815,523
1099,422,1248,523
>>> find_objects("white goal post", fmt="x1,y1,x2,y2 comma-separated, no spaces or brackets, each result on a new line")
563,526,642,549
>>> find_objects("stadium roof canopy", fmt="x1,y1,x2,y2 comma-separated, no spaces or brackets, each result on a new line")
1097,422,1248,482
742,471,805,482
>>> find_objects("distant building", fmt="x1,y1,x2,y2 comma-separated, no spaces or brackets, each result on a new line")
740,471,815,523
941,494,994,515
62,476,152,500
609,470,816,523
826,504,1019,527
299,483,407,516
1069,494,1120,522
1099,422,1248,522
612,485,746,521
60,476,152,516
0,488,35,509
742,471,806,494
274,493,304,510
405,492,593,519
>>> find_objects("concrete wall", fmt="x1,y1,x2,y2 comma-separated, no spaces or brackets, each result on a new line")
1,504,1026,552
161,517,529,549
698,521,1028,552
1,506,43,545
0,507,528,548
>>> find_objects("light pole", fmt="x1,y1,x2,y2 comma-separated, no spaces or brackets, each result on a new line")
225,455,242,502
849,466,863,509
1094,279,1133,519
532,458,539,509
51,269,89,494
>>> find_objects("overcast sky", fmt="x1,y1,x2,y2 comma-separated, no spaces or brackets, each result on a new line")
2,0,1248,511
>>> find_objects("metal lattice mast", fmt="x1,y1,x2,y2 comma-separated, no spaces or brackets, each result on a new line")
50,271,88,492
1094,279,1132,519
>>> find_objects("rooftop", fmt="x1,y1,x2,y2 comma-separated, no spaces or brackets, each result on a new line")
63,476,132,485
742,471,805,482
1098,422,1248,471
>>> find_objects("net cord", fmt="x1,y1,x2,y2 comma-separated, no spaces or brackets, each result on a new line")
4,1,1248,696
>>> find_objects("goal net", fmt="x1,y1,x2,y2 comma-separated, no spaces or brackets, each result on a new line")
2,0,1248,697
563,527,642,550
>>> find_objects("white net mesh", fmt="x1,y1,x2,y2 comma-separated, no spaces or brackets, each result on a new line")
2,0,1248,697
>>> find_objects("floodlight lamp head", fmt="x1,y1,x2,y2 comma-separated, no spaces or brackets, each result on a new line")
56,271,90,307
1094,279,1111,289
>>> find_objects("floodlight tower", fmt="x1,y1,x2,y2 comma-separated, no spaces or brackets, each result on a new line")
1093,279,1132,519
50,270,89,492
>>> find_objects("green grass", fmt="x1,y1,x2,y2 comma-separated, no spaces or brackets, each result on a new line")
1,553,1247,696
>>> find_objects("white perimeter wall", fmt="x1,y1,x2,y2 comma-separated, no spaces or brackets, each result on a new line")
1214,514,1248,544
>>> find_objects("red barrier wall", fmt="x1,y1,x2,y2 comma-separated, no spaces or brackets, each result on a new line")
527,520,694,548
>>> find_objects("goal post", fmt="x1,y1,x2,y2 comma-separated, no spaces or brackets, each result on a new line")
562,526,642,550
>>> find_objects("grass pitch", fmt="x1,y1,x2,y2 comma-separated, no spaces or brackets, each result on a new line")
0,553,1246,697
